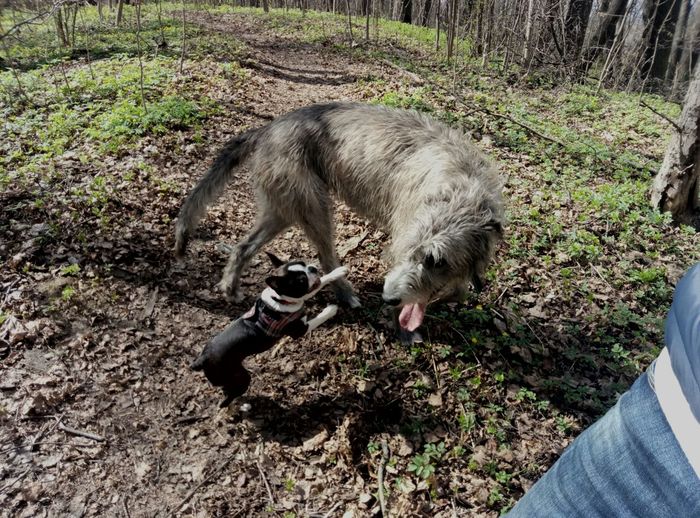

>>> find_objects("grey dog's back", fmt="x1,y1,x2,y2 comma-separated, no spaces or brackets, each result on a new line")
176,101,504,321
175,102,501,256
254,103,498,226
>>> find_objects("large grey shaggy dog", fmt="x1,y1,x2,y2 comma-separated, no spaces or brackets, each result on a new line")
175,102,504,338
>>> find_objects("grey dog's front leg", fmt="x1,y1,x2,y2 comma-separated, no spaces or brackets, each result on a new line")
218,215,288,301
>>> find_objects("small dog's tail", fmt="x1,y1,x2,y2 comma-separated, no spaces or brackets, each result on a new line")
174,128,261,257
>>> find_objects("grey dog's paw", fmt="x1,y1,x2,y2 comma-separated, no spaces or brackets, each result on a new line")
336,290,361,309
216,280,243,303
398,328,423,346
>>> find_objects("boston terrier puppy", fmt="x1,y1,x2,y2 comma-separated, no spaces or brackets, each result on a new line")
191,252,348,408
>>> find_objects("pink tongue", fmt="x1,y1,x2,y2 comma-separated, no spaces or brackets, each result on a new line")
399,303,427,331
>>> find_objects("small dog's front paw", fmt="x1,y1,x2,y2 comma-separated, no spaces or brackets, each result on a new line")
324,304,339,318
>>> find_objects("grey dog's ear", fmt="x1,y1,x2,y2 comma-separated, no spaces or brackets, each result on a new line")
265,251,285,268
471,274,484,293
484,219,503,236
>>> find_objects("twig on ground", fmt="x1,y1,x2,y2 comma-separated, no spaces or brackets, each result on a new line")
0,467,31,495
173,415,207,426
58,422,105,443
122,496,131,518
322,501,343,518
591,263,614,291
377,441,389,517
30,413,64,451
172,455,235,514
257,460,276,507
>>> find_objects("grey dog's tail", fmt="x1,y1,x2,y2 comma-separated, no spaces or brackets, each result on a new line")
174,129,260,257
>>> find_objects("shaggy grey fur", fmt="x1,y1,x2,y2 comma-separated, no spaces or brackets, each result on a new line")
175,102,504,332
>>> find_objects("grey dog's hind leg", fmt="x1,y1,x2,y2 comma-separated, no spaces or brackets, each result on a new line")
217,211,289,301
299,212,361,309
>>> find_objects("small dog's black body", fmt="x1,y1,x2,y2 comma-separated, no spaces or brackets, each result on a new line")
191,252,346,407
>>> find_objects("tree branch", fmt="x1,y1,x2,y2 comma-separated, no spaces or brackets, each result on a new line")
640,99,682,133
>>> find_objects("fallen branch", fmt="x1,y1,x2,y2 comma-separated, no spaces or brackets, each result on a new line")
0,467,32,494
379,55,655,174
122,496,131,518
377,441,389,517
58,422,105,442
257,460,276,507
379,57,566,147
640,100,681,133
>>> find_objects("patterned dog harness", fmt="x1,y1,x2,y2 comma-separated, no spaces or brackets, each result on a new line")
243,299,307,339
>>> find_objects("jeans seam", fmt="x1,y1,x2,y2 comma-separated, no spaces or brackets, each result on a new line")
647,360,657,393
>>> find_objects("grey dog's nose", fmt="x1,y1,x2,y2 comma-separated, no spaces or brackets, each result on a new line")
383,295,401,306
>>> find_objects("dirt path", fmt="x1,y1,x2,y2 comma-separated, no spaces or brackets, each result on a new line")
1,13,561,518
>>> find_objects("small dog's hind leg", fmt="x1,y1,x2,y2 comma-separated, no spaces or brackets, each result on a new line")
218,212,288,301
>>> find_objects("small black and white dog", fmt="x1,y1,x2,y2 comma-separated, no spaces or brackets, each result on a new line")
191,252,347,408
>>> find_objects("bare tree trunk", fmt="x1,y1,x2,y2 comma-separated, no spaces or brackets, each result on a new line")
364,0,370,39
435,0,440,50
263,0,269,12
597,1,630,90
180,0,186,73
446,0,458,60
401,0,412,23
135,1,147,112
422,0,432,26
651,63,700,224
564,0,593,64
54,8,69,46
522,0,535,67
640,0,681,88
345,0,354,42
664,0,690,89
582,0,627,69
671,5,700,98
116,0,125,26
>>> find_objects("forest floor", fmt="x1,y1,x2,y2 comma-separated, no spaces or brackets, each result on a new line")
2,6,700,518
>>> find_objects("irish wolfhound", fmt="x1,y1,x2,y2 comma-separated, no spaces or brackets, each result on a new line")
175,103,504,340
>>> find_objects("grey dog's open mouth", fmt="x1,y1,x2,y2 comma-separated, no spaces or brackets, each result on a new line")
398,302,427,331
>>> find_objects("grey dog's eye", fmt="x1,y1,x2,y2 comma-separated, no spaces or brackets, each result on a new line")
424,254,447,269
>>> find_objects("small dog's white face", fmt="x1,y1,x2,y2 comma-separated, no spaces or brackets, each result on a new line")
285,262,322,293
265,253,321,299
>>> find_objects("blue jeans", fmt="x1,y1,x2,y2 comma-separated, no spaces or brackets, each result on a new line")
506,372,700,517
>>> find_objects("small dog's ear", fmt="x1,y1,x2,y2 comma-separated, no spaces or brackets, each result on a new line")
265,275,282,291
265,251,285,268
